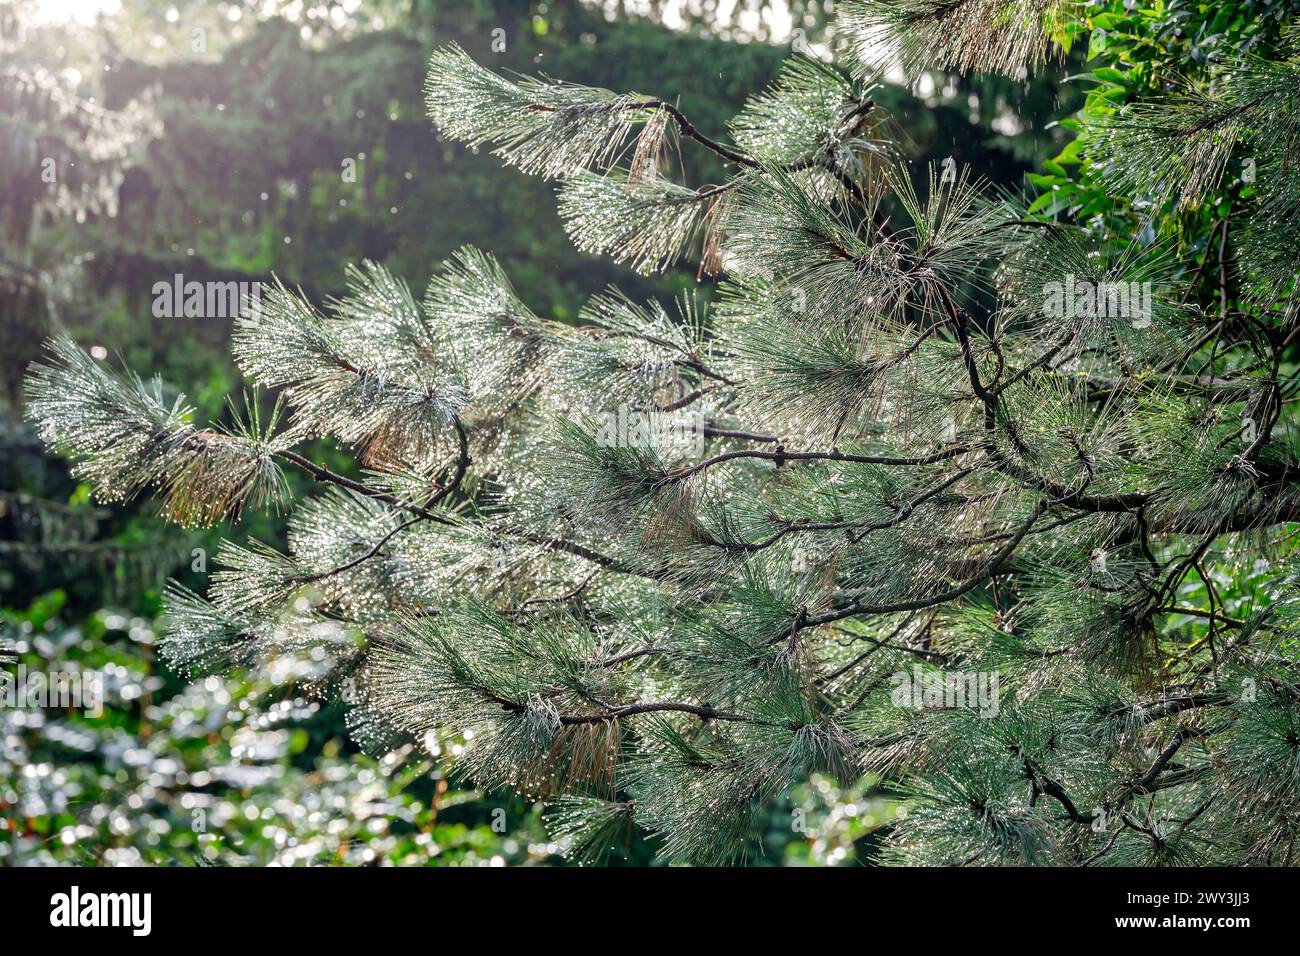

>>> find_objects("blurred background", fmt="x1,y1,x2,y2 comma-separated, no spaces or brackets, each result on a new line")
0,0,1081,865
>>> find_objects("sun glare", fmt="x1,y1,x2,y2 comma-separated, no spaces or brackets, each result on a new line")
29,0,123,26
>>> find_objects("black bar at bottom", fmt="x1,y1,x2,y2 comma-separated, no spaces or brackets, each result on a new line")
0,865,1275,943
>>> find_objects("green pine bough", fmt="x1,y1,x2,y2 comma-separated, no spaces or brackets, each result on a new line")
25,2,1300,865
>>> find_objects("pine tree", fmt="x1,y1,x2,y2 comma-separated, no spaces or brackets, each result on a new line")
24,3,1300,865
